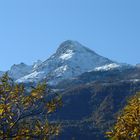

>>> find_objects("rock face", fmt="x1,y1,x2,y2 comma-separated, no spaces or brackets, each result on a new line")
16,40,113,84
8,63,32,80
0,40,139,140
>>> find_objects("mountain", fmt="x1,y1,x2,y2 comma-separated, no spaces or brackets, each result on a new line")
136,63,140,68
51,66,140,140
0,71,4,77
8,63,32,80
0,40,139,140
16,40,115,84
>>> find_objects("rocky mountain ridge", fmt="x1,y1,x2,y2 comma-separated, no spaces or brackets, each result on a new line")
1,40,124,85
0,40,140,140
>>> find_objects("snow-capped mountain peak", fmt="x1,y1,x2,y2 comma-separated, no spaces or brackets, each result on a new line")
8,63,32,80
57,40,90,52
56,40,99,58
16,40,114,84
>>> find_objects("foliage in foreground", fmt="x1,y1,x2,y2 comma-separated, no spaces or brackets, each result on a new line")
106,92,140,140
0,73,62,140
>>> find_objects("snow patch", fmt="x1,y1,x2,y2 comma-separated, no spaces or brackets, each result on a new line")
33,60,42,69
59,50,74,60
16,71,45,83
130,79,140,82
94,63,120,71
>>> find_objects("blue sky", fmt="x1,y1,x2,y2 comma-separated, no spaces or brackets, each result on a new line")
0,0,140,70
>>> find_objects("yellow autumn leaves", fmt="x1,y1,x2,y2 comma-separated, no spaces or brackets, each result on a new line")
0,73,62,140
106,92,140,140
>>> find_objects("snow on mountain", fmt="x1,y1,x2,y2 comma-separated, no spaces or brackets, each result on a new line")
94,63,120,71
8,63,32,80
16,40,113,84
59,49,74,60
17,71,45,83
33,60,42,69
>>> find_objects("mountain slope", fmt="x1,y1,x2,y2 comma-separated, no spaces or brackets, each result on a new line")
8,63,32,80
16,40,113,84
0,40,139,140
51,67,140,140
